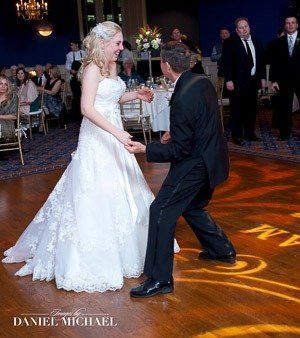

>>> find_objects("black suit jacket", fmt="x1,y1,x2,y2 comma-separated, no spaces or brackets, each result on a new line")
269,32,300,88
31,76,41,86
222,34,266,88
146,71,229,189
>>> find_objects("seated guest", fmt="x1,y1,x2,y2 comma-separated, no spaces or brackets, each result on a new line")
44,63,52,80
16,67,39,114
170,28,196,51
118,41,133,62
0,75,18,141
170,28,205,74
8,65,18,87
0,65,6,76
118,58,144,86
43,66,64,118
31,64,47,89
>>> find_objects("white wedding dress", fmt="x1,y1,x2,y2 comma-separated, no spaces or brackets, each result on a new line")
2,77,180,293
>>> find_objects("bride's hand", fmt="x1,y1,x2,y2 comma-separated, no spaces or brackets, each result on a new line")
114,129,133,145
137,88,154,103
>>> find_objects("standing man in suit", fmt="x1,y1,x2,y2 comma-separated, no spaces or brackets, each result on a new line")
126,41,236,298
222,17,266,146
211,27,231,77
269,16,300,140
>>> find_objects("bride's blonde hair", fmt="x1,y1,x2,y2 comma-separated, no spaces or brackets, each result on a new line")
79,21,122,79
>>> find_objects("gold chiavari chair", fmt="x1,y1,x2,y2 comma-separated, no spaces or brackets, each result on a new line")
120,99,151,144
22,90,47,138
0,97,24,165
216,77,230,131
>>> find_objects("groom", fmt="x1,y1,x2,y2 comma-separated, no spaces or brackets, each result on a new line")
126,41,236,298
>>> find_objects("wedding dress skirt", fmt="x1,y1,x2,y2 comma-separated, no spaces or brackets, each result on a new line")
3,77,179,293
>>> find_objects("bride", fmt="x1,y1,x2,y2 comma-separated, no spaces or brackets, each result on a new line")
2,21,179,293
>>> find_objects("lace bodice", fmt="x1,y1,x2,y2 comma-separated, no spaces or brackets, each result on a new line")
78,76,126,144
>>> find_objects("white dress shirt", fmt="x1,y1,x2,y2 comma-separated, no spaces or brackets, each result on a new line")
287,31,298,52
36,74,47,86
65,49,87,71
241,35,256,76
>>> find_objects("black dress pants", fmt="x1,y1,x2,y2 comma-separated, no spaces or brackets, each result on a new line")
277,85,300,138
143,159,235,281
229,77,258,140
70,77,82,120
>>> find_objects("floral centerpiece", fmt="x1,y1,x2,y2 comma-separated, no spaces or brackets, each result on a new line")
135,25,162,52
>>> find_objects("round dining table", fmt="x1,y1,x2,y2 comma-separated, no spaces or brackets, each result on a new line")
142,89,173,132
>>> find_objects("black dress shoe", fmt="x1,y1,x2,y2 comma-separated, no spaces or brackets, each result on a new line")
232,137,245,146
199,251,236,264
130,278,174,298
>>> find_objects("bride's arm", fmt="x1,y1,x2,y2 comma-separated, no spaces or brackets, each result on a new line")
119,91,139,103
107,60,153,104
81,63,132,145
119,88,153,104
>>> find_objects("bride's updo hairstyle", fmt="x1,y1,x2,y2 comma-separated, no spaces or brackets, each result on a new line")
79,21,122,78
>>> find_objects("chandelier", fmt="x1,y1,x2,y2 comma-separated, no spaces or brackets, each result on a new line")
16,0,48,21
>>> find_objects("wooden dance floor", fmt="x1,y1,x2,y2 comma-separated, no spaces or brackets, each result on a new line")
1,153,299,337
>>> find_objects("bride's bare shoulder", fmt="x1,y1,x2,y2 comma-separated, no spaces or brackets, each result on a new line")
82,62,107,84
83,62,100,77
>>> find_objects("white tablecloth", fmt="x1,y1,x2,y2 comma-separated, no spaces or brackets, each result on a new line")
142,89,172,132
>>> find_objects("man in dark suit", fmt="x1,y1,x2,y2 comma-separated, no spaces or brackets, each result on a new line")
31,64,47,88
222,17,266,146
126,42,236,298
269,16,300,140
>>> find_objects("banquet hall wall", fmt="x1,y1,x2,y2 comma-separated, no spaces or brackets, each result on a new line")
0,0,79,66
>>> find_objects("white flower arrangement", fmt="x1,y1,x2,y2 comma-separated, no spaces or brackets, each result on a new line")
135,25,162,52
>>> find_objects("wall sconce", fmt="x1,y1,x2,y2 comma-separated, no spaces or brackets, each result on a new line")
37,27,53,37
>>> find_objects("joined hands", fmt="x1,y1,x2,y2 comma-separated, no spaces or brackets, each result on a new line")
115,130,133,146
123,131,172,154
115,130,146,153
136,87,154,103
124,140,146,154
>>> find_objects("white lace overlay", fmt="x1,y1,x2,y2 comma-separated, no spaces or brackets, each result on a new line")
2,77,160,293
